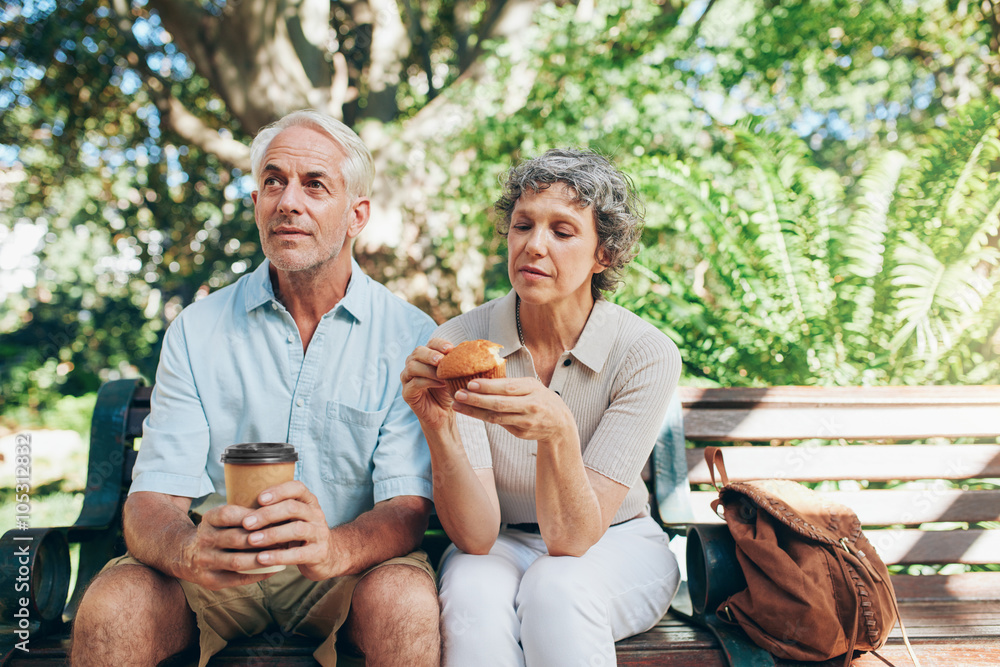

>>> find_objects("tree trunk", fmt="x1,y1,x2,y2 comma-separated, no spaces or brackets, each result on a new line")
358,0,548,318
363,0,412,121
150,0,342,132
139,0,554,316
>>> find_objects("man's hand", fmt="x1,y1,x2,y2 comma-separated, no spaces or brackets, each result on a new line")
126,488,430,588
238,480,339,581
181,502,282,589
123,491,277,591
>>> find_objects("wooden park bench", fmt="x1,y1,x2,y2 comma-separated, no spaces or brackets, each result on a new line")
3,379,1000,665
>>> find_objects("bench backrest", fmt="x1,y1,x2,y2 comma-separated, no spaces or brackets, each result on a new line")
96,381,1000,602
676,385,1000,601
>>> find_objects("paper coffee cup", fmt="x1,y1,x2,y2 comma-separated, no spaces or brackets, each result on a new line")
221,442,298,574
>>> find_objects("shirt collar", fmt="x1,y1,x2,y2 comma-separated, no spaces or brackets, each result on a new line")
244,257,368,323
571,297,617,374
488,289,618,373
336,258,369,323
244,260,276,312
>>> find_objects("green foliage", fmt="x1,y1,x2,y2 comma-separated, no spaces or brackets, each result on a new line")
421,0,1000,387
1,0,261,413
0,392,96,437
887,103,1000,380
611,100,1000,386
2,0,1000,416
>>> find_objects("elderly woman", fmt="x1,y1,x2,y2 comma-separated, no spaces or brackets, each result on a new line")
402,148,681,665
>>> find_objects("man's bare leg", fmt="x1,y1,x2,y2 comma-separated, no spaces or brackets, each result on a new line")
345,563,441,667
71,564,196,667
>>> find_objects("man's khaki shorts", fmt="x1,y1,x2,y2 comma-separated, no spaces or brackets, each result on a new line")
101,551,435,667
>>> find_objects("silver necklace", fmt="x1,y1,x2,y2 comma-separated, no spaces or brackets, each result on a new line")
516,295,525,345
515,296,540,381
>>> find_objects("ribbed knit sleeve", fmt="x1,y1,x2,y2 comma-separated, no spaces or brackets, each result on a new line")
581,323,680,486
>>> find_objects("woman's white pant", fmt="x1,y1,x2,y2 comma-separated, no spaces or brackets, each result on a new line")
438,516,680,667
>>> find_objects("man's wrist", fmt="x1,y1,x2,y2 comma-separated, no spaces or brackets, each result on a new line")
168,529,197,582
320,527,351,578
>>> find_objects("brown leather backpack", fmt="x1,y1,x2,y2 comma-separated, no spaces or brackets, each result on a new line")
704,447,919,666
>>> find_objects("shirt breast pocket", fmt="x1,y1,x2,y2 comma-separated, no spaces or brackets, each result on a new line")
321,401,389,485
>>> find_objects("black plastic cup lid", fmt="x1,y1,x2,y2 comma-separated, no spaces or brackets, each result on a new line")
221,442,298,464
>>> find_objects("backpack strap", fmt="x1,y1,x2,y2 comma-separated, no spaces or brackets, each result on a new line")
877,585,923,667
704,446,731,489
704,447,731,516
832,546,861,667
835,528,922,667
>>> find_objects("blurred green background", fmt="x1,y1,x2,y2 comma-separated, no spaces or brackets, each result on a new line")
2,0,999,543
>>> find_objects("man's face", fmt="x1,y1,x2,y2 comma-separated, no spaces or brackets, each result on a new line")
251,125,369,275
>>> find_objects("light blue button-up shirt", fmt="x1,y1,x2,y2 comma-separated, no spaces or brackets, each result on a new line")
130,259,436,527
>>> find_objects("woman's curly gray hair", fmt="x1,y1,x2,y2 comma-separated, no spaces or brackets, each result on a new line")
494,148,644,299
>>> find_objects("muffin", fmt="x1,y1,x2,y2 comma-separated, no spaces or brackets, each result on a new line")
437,339,506,394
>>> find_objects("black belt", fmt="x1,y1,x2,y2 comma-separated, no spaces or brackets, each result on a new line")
506,522,541,534
506,513,648,535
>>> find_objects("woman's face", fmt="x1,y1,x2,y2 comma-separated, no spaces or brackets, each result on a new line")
507,182,607,308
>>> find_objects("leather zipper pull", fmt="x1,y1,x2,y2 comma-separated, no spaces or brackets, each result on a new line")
840,537,884,583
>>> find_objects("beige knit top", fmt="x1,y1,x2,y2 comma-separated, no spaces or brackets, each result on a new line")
433,290,681,526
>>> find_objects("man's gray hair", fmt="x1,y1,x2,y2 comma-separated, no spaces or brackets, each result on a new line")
249,109,374,198
494,148,645,299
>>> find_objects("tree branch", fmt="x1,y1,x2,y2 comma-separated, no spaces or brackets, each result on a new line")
108,0,251,170
399,0,545,138
984,0,1000,78
683,0,719,50
474,0,510,55
400,0,436,99
159,88,252,170
149,0,341,133
331,51,352,117
454,0,473,71
365,0,412,121
148,0,262,130
136,0,219,80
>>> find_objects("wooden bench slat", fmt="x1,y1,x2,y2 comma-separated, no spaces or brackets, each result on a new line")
868,529,1000,565
893,601,1000,623
686,444,1000,484
688,489,1000,525
813,641,1000,667
891,573,1000,601
618,650,727,667
890,624,1000,638
683,405,1000,440
679,385,1000,406
680,516,1000,565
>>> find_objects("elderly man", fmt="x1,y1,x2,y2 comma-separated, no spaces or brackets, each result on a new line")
71,110,440,666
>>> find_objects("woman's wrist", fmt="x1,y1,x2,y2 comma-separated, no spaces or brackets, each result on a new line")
420,409,457,435
536,402,579,450
423,415,465,454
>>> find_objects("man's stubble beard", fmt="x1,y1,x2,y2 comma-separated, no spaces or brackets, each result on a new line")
260,213,350,275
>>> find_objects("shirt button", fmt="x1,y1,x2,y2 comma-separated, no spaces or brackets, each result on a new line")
271,302,278,310
287,334,295,343
563,359,572,367
296,398,304,407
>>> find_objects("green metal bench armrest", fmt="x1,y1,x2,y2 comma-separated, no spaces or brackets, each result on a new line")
0,378,146,638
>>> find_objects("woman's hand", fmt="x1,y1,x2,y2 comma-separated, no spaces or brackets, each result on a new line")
452,377,575,443
401,338,455,430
